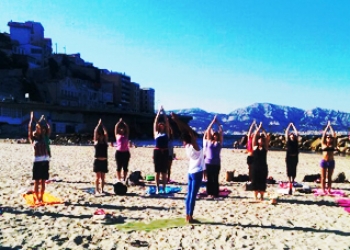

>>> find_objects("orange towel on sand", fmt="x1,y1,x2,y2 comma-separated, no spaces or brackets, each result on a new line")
22,192,63,207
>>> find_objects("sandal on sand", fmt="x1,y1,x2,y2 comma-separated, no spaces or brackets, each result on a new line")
130,240,149,247
94,209,106,215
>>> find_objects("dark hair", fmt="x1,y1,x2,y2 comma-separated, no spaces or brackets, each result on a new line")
181,133,192,144
97,125,104,136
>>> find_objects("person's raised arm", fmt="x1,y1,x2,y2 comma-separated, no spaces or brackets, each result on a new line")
291,123,298,137
28,111,34,143
46,120,51,137
205,116,216,139
285,123,292,144
124,120,130,138
328,122,337,147
247,120,256,138
216,117,224,144
164,112,170,137
94,119,102,142
153,108,162,139
102,123,108,143
171,112,199,150
115,118,122,139
252,123,260,148
321,121,330,146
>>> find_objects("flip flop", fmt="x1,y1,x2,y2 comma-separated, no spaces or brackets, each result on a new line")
94,209,106,215
130,240,149,247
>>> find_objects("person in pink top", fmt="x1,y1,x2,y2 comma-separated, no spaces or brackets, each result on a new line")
114,118,131,182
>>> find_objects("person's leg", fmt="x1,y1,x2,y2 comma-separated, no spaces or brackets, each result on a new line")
206,165,213,196
320,167,327,193
260,191,264,201
122,151,130,181
161,172,167,191
117,170,122,181
202,170,207,181
40,179,46,202
116,151,122,181
95,172,101,194
167,159,172,182
213,165,220,197
327,166,335,192
185,173,193,222
286,157,293,194
248,164,252,182
123,169,128,182
254,190,258,201
155,172,160,193
189,171,203,221
33,180,40,203
101,173,105,192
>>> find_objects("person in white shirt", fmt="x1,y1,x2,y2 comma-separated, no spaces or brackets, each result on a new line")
171,112,204,223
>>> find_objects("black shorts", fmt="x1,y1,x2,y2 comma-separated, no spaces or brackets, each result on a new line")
247,155,254,165
115,150,131,172
153,149,168,173
32,161,49,180
93,159,108,173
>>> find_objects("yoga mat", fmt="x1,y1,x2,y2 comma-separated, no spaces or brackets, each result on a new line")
337,199,350,207
313,189,346,197
22,192,63,207
146,186,182,195
198,188,231,197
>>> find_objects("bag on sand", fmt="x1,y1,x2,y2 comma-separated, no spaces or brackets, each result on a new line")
244,182,254,191
303,174,321,182
126,171,143,186
333,172,346,183
113,182,127,195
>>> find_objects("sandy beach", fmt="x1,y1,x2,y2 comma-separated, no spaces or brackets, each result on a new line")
1,143,350,249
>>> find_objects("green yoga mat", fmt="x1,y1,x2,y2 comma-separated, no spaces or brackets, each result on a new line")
146,175,155,181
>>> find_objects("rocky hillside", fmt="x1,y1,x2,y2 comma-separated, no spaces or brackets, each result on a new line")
172,103,350,134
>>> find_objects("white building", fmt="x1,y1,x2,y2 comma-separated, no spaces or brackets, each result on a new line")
7,21,52,68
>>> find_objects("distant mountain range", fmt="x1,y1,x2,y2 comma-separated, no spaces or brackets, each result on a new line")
172,103,350,135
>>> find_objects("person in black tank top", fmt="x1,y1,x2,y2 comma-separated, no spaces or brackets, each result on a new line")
93,119,109,195
251,122,270,201
285,123,299,195
153,106,170,194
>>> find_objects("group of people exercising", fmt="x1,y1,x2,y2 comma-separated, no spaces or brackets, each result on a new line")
28,109,338,222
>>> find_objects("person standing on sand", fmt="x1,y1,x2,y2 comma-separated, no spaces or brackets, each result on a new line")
114,118,131,182
153,106,170,194
167,124,175,183
93,119,108,195
251,122,270,201
285,122,299,195
171,112,204,223
320,121,337,193
202,130,210,181
28,111,51,204
246,120,257,181
203,115,223,198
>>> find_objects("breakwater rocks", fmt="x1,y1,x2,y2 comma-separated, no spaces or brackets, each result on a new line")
266,134,350,154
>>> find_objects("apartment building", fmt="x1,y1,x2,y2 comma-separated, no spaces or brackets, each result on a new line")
7,21,52,68
140,88,155,113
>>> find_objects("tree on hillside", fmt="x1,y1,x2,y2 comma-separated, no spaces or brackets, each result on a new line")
48,57,59,78
0,50,12,69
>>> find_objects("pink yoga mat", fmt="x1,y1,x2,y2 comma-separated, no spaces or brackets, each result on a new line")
313,189,346,197
337,199,350,207
198,188,231,197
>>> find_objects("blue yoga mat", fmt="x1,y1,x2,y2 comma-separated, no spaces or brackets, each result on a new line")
146,186,182,195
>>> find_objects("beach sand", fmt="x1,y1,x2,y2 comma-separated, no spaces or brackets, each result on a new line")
0,143,350,249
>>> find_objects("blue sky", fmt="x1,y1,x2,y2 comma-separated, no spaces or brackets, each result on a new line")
1,0,350,114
